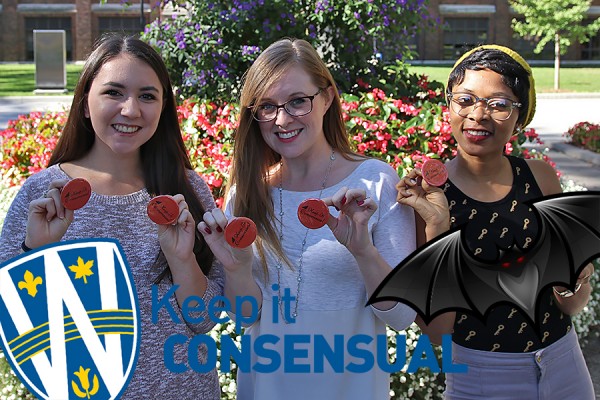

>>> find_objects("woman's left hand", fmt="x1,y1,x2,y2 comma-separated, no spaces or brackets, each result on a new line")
155,194,196,262
323,187,377,257
577,263,594,286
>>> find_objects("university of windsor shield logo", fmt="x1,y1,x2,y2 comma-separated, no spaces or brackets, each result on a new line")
0,239,140,399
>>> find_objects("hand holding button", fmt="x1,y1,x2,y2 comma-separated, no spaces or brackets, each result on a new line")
297,198,329,229
198,209,255,273
25,178,82,249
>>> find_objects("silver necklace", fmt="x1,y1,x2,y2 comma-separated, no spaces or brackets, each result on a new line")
276,148,336,323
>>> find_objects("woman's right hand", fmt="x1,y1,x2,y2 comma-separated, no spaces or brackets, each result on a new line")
25,179,74,249
197,208,254,273
396,168,450,231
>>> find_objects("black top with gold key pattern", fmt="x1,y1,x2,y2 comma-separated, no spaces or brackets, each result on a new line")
444,156,571,353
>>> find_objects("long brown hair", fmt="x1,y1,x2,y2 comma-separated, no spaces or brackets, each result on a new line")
228,37,356,272
49,34,214,277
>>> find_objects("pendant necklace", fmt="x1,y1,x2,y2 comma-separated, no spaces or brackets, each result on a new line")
276,148,336,323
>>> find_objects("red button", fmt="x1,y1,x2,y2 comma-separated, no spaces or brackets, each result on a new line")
225,217,257,248
297,198,329,229
60,178,92,210
421,159,448,187
147,195,179,225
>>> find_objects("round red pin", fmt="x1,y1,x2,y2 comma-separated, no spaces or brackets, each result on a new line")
297,198,329,229
60,178,92,210
225,217,257,248
147,195,179,225
421,159,448,187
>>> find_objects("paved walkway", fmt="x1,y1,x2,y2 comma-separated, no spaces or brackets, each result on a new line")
0,95,72,128
529,93,600,191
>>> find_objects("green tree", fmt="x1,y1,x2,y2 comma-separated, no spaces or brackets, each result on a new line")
142,0,433,101
510,0,600,90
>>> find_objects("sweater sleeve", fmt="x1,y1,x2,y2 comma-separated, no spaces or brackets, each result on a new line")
165,170,225,334
0,171,50,264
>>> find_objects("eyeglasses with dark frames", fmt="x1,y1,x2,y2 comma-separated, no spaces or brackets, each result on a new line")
447,92,522,121
251,89,323,122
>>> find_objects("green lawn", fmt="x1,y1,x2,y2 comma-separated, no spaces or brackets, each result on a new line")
407,65,600,93
1,63,599,96
0,63,82,96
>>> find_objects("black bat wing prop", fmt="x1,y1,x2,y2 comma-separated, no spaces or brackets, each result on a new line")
368,191,600,328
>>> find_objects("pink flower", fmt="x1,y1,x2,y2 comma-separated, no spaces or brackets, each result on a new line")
356,78,370,89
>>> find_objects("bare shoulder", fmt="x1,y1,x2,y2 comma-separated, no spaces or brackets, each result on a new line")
525,159,562,196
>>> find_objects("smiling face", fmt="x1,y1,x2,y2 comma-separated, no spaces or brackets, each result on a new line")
256,65,333,161
449,68,521,157
84,53,164,158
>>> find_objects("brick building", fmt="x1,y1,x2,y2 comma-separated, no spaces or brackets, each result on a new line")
416,0,600,62
0,0,158,62
0,0,599,62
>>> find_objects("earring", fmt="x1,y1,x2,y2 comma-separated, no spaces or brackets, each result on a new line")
513,125,522,136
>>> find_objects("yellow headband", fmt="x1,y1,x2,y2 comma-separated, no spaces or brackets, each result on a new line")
449,45,536,128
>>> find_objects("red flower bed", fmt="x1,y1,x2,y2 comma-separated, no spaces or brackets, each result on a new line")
1,90,550,205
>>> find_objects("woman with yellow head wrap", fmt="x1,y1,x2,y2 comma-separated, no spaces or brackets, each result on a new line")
398,45,595,399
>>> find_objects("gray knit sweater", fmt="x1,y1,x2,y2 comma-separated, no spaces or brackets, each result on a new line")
0,165,224,399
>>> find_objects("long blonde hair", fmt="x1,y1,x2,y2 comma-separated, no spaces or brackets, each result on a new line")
228,38,355,274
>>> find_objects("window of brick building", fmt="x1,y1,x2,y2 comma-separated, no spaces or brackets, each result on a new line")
581,19,600,60
25,17,72,61
98,17,141,40
443,18,488,60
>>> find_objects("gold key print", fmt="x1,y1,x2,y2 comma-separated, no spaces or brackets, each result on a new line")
494,324,505,336
543,312,550,324
469,209,477,220
518,322,528,334
465,331,477,341
541,331,550,343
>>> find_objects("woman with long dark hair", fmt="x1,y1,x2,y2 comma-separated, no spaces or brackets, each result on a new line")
0,34,223,398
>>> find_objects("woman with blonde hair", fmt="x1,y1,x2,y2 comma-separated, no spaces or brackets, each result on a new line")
199,38,448,399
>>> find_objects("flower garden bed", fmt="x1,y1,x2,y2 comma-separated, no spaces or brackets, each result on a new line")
1,88,597,399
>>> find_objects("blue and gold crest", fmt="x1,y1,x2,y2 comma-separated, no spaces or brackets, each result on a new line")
0,239,140,399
